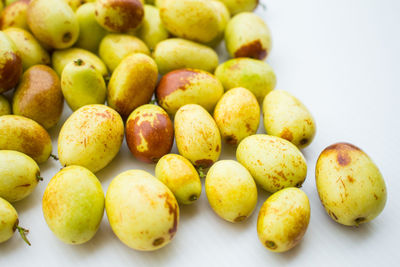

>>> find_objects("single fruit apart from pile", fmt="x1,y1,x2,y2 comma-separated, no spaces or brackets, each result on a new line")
153,38,219,75
126,104,174,163
0,31,22,93
106,170,179,251
213,87,260,145
13,65,63,129
225,12,272,60
0,197,31,245
206,160,257,222
137,4,169,50
98,34,150,72
0,0,30,31
257,187,310,253
215,58,276,102
61,59,106,111
174,104,221,168
156,69,224,116
236,134,307,193
27,0,79,49
0,150,41,203
95,0,144,32
0,115,52,164
107,53,158,119
0,95,11,115
58,105,124,173
263,90,316,148
155,154,201,205
316,143,387,226
42,166,105,244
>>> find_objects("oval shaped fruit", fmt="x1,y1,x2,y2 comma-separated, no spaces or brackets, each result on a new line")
206,160,257,222
61,59,106,111
236,134,307,193
95,0,144,32
0,197,30,245
214,58,276,102
0,31,22,93
213,87,259,145
75,3,107,53
155,154,201,204
0,0,30,31
225,12,272,60
126,104,173,163
108,53,158,119
257,187,310,253
98,34,150,72
106,169,179,251
263,90,316,148
153,38,219,75
137,5,169,50
0,115,52,163
174,104,221,168
27,0,79,49
3,27,50,70
58,105,124,173
206,0,230,47
13,65,63,129
160,0,221,43
216,0,257,15
156,69,224,116
316,143,387,226
42,165,104,244
52,48,108,78
0,150,41,202
0,95,11,115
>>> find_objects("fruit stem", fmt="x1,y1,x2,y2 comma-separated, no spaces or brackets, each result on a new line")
149,99,157,105
16,226,31,246
50,154,59,161
36,174,43,182
259,1,267,11
197,167,206,179
74,58,83,66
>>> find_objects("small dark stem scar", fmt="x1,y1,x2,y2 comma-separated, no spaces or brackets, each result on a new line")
153,237,165,246
265,240,277,250
62,32,72,43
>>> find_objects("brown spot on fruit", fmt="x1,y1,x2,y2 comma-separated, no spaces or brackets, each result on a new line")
355,217,365,225
216,145,220,152
299,138,308,146
234,215,247,222
194,159,213,168
323,142,361,153
374,194,378,200
234,40,267,60
15,183,31,188
265,240,277,250
0,51,22,93
225,135,237,145
337,151,351,166
328,210,338,220
156,69,199,101
280,128,293,142
152,237,164,246
62,32,72,43
103,0,144,32
348,176,355,183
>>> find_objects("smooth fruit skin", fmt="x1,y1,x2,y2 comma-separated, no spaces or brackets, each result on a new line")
107,53,158,119
0,31,22,93
160,0,221,43
137,5,169,50
174,104,221,168
206,160,257,223
263,90,316,148
257,188,310,253
58,105,124,173
0,0,30,31
236,134,307,193
214,58,276,102
0,150,40,203
225,12,272,60
27,0,79,49
126,104,173,163
153,38,219,75
0,115,52,164
156,69,224,116
61,59,106,111
4,27,50,70
206,0,230,47
42,166,104,244
315,143,387,226
215,0,257,15
0,95,11,115
106,170,179,251
155,154,201,205
98,34,150,72
0,197,18,243
213,87,260,145
95,0,144,32
13,65,63,129
75,3,107,53
52,48,108,78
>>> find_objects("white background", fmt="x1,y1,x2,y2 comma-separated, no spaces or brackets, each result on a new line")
1,0,399,266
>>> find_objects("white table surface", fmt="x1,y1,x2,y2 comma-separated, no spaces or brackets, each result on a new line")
1,0,399,266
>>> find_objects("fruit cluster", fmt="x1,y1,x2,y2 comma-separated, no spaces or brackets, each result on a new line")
0,0,386,254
